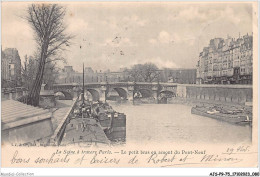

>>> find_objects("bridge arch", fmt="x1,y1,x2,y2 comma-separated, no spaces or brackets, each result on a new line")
158,90,176,104
107,87,128,100
86,89,100,101
134,88,154,98
54,91,73,100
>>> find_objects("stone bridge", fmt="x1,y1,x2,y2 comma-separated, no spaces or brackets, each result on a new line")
52,82,178,103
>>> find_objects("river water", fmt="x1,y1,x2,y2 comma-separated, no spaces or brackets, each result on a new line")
109,102,252,145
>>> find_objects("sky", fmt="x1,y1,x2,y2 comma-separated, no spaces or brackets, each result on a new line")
2,2,253,72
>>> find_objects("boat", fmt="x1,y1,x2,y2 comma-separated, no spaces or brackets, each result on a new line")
92,101,126,141
191,106,252,125
92,102,114,129
57,63,126,145
105,111,126,142
206,109,220,114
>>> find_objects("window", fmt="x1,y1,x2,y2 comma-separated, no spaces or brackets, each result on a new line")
9,64,15,76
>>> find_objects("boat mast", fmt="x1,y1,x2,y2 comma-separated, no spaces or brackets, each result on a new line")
82,62,85,105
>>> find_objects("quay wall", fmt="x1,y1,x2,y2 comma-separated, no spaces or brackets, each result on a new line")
176,84,252,104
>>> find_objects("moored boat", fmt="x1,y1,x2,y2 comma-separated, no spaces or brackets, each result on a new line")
191,105,252,125
92,102,114,129
105,112,126,142
53,63,126,146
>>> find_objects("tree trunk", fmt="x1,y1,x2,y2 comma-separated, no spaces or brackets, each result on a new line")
27,43,48,106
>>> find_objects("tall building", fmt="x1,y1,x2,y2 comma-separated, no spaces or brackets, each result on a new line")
1,48,22,87
196,34,253,84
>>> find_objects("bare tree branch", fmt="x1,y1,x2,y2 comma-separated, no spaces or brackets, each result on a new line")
25,3,73,106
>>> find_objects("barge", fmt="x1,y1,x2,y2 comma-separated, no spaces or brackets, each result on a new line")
56,63,126,146
92,102,126,142
59,98,126,146
191,105,252,125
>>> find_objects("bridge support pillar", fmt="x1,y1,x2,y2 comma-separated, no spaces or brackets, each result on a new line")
127,90,134,102
99,91,106,102
153,91,158,104
127,84,135,104
72,91,78,100
9,92,13,100
99,86,107,102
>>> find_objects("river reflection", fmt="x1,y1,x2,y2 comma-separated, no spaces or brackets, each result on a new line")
109,102,252,145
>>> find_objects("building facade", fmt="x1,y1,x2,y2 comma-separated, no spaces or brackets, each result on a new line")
57,66,196,84
196,34,253,84
57,66,129,84
159,68,196,84
1,48,22,88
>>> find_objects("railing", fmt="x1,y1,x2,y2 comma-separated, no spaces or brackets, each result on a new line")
50,96,79,146
53,82,178,87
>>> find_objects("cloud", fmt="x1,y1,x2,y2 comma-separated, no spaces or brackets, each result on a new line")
149,31,181,44
220,6,241,25
66,18,92,35
158,31,171,43
100,16,118,30
132,57,179,69
148,38,157,44
1,2,252,72
100,15,146,33
122,15,146,27
151,57,179,68
178,6,207,21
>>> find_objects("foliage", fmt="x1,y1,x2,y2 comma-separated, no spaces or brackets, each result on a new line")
21,55,37,90
22,55,60,91
129,63,159,82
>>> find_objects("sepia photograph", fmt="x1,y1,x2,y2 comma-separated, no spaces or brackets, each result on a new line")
0,1,258,175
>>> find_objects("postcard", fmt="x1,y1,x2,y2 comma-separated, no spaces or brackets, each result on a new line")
1,1,258,175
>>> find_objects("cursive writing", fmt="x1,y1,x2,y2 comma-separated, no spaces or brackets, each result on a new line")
200,154,243,163
10,151,30,164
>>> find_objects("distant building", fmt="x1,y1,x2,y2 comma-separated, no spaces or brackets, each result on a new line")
63,66,74,73
85,67,94,74
196,34,253,84
1,48,22,88
104,71,129,82
159,68,197,84
57,66,98,84
57,65,196,84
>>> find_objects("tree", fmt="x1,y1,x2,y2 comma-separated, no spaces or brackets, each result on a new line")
142,63,159,82
42,61,60,89
22,55,61,91
129,64,144,82
25,4,72,106
129,63,159,82
21,55,37,90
